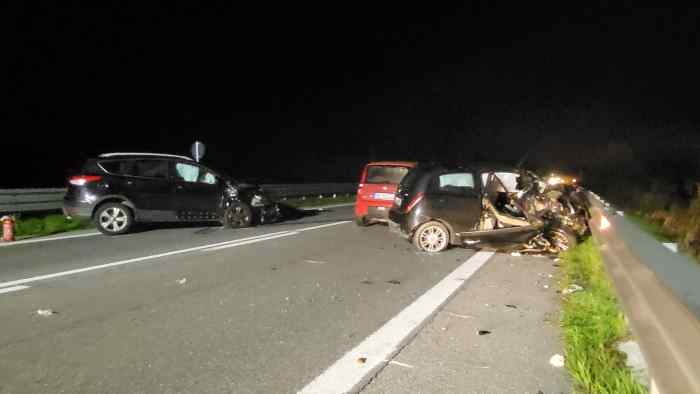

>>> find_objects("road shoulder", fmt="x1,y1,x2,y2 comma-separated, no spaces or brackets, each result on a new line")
362,252,569,394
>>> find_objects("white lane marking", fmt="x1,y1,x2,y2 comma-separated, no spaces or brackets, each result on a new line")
0,285,30,294
298,251,494,394
203,232,299,252
0,232,100,247
387,360,415,369
295,221,351,232
0,222,349,289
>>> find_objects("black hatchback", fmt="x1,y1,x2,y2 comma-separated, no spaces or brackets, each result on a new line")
63,153,280,235
388,163,566,252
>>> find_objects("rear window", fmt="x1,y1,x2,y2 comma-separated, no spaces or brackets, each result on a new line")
98,159,169,179
430,172,476,195
365,166,410,184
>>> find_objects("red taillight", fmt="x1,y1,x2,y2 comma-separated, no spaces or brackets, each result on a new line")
404,192,424,213
69,175,102,186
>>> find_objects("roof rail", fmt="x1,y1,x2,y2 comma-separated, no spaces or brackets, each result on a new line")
98,153,194,161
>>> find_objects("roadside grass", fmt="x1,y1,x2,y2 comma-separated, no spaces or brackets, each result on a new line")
281,194,356,208
625,213,674,242
14,214,92,238
560,239,647,394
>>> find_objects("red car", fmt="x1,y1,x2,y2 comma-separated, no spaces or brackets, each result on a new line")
355,161,416,225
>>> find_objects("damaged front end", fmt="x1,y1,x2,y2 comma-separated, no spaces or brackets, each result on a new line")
222,181,281,226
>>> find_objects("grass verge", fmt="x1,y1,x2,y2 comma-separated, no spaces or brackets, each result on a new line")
13,214,92,238
282,194,356,208
560,239,647,394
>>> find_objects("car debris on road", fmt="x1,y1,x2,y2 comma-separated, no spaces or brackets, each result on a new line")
549,354,565,368
36,309,57,316
562,284,583,295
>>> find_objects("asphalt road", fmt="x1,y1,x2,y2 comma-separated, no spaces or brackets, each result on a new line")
0,206,566,393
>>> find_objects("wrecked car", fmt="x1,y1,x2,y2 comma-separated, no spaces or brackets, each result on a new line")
63,152,280,235
388,163,587,253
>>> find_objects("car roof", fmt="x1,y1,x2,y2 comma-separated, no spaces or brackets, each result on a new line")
98,152,194,161
366,161,417,167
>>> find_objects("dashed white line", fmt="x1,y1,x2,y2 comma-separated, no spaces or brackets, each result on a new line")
296,221,352,232
203,232,299,252
0,285,30,294
298,251,494,394
0,221,349,289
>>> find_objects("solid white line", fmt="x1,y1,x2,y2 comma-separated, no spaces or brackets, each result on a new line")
0,222,348,289
295,221,351,232
0,231,101,247
298,251,494,394
0,285,30,294
203,232,299,252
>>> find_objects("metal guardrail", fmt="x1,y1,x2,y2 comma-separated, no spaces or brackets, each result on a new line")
0,184,357,214
587,192,700,394
0,188,69,214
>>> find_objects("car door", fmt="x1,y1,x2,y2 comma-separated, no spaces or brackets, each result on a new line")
427,171,481,233
114,159,177,221
171,161,222,220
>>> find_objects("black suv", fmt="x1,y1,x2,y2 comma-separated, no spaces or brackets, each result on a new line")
388,163,577,253
63,153,280,235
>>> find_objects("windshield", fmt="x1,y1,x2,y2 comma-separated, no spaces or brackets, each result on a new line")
365,166,410,184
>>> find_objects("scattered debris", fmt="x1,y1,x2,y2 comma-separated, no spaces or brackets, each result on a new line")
387,360,415,369
562,284,583,295
477,330,492,336
510,252,522,257
446,311,475,319
305,259,327,265
357,357,367,365
36,309,56,316
549,354,565,368
177,278,187,285
386,280,401,285
505,304,518,309
663,242,678,253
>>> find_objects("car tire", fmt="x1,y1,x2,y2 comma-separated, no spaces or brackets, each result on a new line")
224,203,254,228
548,226,577,253
355,216,369,226
412,221,450,253
95,203,134,235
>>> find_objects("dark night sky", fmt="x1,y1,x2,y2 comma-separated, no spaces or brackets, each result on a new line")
5,2,700,187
